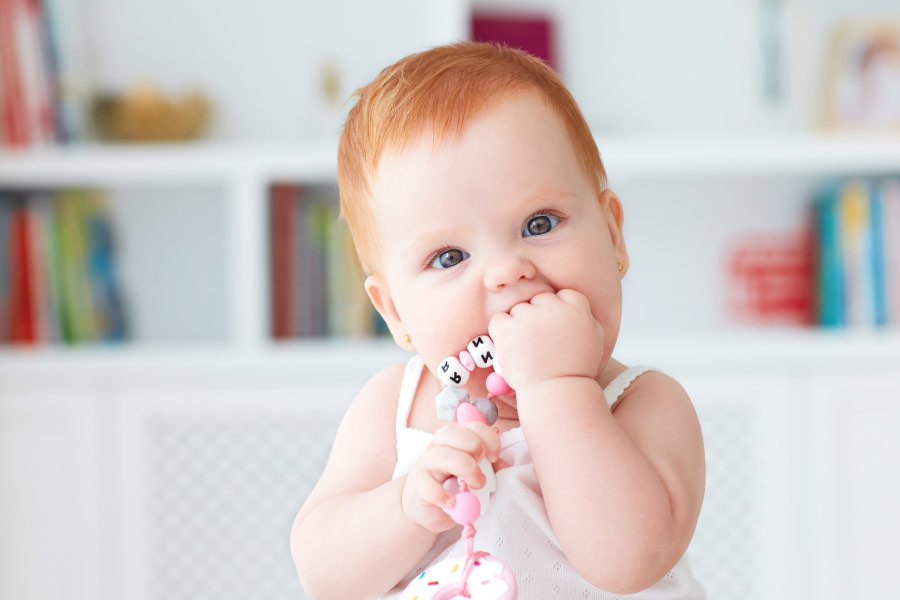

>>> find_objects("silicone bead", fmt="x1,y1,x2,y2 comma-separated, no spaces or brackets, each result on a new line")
458,350,476,371
448,490,481,525
473,397,499,425
456,401,486,425
467,335,496,368
438,356,469,387
486,371,512,396
435,387,469,421
492,356,504,376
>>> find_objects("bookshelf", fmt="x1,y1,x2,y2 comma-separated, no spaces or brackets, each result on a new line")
3,133,900,351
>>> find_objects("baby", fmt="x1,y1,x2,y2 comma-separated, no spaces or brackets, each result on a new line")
290,42,706,599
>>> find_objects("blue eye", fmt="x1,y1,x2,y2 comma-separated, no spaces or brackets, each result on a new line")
523,214,559,237
430,248,469,269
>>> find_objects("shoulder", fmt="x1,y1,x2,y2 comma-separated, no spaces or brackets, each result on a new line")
613,369,705,546
612,369,700,452
342,360,409,445
614,369,690,412
315,360,410,488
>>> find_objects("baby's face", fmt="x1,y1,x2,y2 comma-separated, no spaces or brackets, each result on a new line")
366,91,628,390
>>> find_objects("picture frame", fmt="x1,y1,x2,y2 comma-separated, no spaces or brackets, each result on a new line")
821,18,900,131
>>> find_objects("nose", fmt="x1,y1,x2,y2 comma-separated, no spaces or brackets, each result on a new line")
483,250,537,291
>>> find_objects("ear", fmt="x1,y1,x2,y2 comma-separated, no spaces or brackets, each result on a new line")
599,189,629,277
365,274,415,350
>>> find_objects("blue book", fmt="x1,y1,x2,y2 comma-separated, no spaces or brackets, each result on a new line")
870,180,888,327
817,183,845,327
85,205,127,341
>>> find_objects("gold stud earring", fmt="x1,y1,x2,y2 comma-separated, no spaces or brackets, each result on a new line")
617,262,624,272
403,334,411,344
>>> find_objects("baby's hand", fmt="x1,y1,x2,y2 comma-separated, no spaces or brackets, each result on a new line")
488,289,604,390
402,422,500,532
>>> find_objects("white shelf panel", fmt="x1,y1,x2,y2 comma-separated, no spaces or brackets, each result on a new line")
3,134,900,189
1,330,898,378
601,133,900,181
0,140,338,187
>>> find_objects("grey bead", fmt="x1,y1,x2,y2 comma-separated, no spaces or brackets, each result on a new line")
474,397,498,425
435,387,470,420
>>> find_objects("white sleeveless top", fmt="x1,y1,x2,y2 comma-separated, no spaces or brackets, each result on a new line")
382,355,705,600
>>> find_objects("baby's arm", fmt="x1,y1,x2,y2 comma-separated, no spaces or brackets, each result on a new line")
518,373,704,594
290,363,499,599
490,290,705,594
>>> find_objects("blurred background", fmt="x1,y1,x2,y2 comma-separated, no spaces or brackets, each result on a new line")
2,0,900,599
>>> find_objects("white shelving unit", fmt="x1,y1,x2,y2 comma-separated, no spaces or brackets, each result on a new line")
3,134,900,600
4,133,900,351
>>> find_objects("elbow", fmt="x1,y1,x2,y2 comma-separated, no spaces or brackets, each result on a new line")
576,562,668,596
570,518,684,595
290,521,323,600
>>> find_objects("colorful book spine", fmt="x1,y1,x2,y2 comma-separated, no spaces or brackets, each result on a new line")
270,184,297,339
0,0,85,146
840,180,874,327
869,180,888,327
0,0,29,146
268,185,383,340
882,179,900,326
7,198,36,342
0,189,126,345
815,183,845,327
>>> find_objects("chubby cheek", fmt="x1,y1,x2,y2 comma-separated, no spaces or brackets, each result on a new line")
398,287,483,368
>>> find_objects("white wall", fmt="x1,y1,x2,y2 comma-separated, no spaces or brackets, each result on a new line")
78,0,900,140
81,0,470,140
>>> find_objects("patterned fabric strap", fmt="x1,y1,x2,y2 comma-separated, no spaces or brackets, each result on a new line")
604,366,656,410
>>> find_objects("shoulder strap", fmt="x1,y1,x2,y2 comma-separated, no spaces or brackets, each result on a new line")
604,366,656,410
396,355,425,433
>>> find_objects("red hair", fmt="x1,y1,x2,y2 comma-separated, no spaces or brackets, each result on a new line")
337,41,607,275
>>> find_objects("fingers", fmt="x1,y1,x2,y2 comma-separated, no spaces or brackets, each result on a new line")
425,445,487,489
432,422,499,463
555,288,589,308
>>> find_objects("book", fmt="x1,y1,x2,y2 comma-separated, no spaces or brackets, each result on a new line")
270,183,297,339
840,180,875,327
16,0,55,144
326,212,372,337
815,183,845,327
869,179,888,327
0,0,29,146
83,194,126,341
882,179,900,325
304,194,334,337
6,198,36,343
58,189,98,342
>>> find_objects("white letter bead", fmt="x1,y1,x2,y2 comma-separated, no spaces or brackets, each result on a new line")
466,335,496,368
438,356,469,387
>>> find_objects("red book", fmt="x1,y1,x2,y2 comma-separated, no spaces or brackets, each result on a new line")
270,184,297,339
6,205,36,343
471,11,557,71
0,0,29,146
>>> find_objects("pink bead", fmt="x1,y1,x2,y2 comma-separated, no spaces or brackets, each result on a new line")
486,372,512,396
458,350,475,371
456,401,486,425
448,490,481,525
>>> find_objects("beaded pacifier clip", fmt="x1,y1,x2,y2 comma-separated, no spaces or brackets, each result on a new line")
400,334,517,600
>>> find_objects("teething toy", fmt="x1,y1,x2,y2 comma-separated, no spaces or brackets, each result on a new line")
436,335,510,426
399,335,517,599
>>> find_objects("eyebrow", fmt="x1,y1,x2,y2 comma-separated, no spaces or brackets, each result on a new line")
524,188,578,204
405,188,577,253
406,226,460,256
